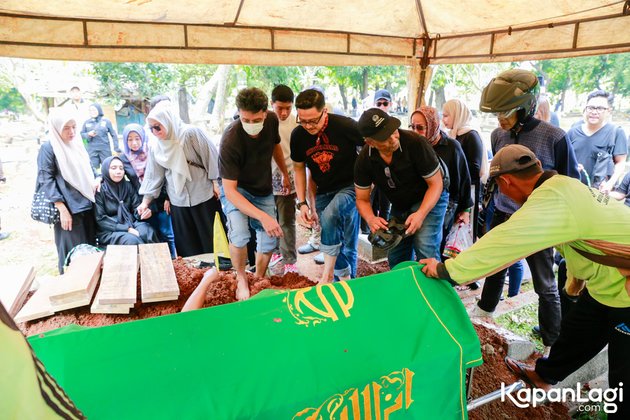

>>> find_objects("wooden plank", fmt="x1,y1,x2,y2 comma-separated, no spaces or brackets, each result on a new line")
141,294,179,303
14,276,56,323
97,245,138,305
91,284,133,314
139,243,179,302
48,252,104,311
0,265,35,317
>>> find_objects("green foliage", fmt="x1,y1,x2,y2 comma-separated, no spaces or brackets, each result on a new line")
90,62,177,102
495,303,544,352
0,86,26,112
540,53,630,98
239,66,307,95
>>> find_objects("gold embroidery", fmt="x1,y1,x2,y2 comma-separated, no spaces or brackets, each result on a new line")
284,282,354,327
293,368,414,419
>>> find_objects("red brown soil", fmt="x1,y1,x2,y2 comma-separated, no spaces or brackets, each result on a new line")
356,259,389,277
19,257,316,337
469,323,569,419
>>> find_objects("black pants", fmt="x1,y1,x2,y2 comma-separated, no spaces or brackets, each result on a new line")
170,197,225,258
53,209,96,274
478,209,562,346
99,222,158,246
536,290,630,419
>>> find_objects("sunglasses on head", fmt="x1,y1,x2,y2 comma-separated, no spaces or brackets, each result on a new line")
376,101,390,107
149,124,162,133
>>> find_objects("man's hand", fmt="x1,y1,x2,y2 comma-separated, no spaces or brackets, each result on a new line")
128,227,140,237
281,174,291,196
298,204,314,227
419,258,440,278
456,211,471,225
598,180,613,194
261,214,283,238
368,215,388,233
404,211,425,235
163,200,171,215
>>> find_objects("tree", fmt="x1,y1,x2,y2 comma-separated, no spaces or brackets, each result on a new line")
0,58,49,122
90,62,177,103
0,87,26,113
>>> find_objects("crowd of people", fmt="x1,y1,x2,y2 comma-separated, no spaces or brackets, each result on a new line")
24,67,630,416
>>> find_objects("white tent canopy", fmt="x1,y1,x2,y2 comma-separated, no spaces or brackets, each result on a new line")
1,0,629,66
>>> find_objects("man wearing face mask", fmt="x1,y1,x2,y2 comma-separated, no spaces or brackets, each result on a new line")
219,87,290,301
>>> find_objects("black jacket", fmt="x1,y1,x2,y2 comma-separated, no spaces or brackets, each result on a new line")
435,132,473,215
36,141,93,215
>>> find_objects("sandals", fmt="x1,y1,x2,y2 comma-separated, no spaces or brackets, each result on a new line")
504,357,537,388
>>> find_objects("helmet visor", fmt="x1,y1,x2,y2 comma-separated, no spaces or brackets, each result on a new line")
492,107,521,119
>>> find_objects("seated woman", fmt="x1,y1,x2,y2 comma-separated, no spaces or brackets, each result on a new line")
119,123,177,257
95,156,158,246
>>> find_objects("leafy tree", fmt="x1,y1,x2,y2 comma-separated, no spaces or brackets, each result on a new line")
0,86,26,113
90,62,177,103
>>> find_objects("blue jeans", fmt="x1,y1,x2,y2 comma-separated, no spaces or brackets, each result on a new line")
220,186,278,253
388,190,449,268
507,260,524,297
315,185,359,278
147,210,176,258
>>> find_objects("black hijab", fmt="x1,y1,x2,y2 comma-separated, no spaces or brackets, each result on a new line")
100,156,135,228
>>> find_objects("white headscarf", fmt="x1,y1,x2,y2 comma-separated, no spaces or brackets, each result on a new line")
48,109,95,202
146,105,192,195
443,99,477,137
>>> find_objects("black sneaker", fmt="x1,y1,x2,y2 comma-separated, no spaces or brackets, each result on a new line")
532,325,541,337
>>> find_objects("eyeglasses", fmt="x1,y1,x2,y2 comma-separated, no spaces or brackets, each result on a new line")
149,124,162,133
376,101,390,107
584,106,609,113
409,123,425,131
492,108,521,119
296,111,325,127
384,167,396,188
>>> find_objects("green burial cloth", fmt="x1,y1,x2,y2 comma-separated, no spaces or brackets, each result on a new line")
29,263,482,419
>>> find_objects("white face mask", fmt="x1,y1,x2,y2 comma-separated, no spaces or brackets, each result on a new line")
242,121,264,136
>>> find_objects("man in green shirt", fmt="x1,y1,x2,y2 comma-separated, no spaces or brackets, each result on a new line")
421,144,630,418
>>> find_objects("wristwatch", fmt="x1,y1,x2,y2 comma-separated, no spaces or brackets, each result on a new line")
295,200,310,211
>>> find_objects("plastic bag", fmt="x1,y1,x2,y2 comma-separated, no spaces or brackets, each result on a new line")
443,222,473,259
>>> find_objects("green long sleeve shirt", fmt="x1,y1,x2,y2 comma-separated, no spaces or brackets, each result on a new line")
444,173,630,308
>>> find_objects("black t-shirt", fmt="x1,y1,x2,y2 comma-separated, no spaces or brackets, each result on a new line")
218,112,280,196
354,129,440,211
290,113,364,194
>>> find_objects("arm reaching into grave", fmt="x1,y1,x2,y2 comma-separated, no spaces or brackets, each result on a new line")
181,268,220,312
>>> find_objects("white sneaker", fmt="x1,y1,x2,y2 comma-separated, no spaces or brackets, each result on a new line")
467,304,495,319
269,253,283,267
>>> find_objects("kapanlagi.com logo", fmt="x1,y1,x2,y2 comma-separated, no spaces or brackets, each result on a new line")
501,382,624,414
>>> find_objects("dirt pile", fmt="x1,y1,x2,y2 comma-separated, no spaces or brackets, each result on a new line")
19,257,316,337
469,323,569,419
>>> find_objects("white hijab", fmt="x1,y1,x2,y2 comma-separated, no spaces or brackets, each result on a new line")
48,109,95,202
146,105,192,195
443,99,477,137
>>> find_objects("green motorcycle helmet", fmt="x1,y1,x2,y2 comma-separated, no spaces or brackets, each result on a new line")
479,69,539,118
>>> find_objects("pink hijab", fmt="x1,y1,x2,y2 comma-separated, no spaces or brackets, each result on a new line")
410,106,441,143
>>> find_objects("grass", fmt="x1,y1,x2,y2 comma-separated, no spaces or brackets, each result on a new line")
495,302,544,352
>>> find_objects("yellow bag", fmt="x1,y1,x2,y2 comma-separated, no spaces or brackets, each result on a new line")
213,212,230,268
